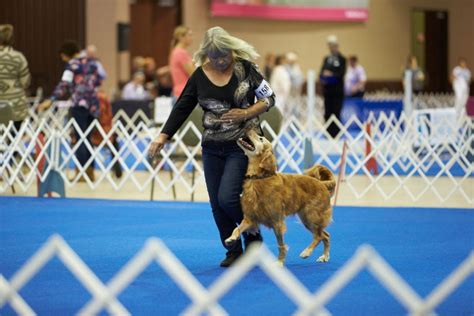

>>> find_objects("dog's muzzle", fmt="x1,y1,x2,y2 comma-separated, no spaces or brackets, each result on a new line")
237,135,255,151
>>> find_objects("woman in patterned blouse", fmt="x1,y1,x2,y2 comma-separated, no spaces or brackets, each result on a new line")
149,26,276,267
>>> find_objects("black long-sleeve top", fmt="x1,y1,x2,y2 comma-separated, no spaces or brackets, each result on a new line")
161,59,275,146
319,52,347,93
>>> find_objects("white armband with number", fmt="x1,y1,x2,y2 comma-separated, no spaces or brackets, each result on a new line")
254,79,273,99
61,70,74,83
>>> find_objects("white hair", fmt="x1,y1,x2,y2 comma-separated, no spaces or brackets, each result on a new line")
193,26,259,66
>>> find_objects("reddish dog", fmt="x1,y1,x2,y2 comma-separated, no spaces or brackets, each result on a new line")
225,129,336,265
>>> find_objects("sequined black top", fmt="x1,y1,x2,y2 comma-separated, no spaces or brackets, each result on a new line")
161,59,275,146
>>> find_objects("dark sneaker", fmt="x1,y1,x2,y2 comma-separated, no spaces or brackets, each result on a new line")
244,232,263,250
219,252,242,267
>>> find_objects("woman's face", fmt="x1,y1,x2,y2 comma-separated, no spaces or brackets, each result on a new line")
207,49,233,71
181,30,193,46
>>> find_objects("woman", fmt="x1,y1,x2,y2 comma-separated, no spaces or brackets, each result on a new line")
270,54,291,115
404,55,425,95
0,24,31,128
451,57,471,117
38,41,103,181
169,26,195,100
149,26,276,267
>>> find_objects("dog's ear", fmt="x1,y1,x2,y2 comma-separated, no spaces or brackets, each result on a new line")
259,148,277,174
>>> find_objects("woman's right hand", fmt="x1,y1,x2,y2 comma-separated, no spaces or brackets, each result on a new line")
148,133,169,158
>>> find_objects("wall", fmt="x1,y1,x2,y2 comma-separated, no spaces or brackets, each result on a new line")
182,0,473,81
0,0,86,95
86,0,130,96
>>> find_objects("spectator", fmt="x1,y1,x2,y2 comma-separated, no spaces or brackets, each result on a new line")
319,35,346,138
285,51,304,98
404,55,425,95
263,52,276,79
169,25,195,101
0,24,31,129
345,55,367,98
38,40,103,182
451,57,471,117
156,66,173,97
85,44,107,81
270,54,291,115
149,26,275,268
132,56,146,73
122,71,150,100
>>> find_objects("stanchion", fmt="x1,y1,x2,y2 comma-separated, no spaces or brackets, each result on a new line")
333,140,347,206
365,122,378,175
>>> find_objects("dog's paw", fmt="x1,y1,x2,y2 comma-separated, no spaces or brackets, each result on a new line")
299,249,312,259
275,260,285,267
316,254,330,262
224,237,238,246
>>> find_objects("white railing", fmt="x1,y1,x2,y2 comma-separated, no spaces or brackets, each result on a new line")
1,105,472,204
0,235,472,315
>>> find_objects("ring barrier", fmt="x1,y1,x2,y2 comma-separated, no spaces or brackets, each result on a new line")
0,101,472,204
0,234,472,315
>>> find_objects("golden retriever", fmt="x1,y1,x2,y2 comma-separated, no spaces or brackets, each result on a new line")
225,129,336,265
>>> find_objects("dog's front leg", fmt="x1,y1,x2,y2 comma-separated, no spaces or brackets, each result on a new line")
225,218,253,246
273,222,288,266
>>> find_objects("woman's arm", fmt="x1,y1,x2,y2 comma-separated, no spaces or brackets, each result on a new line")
149,71,198,158
220,61,275,123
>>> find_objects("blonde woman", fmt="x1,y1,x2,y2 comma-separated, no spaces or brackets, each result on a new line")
149,26,276,267
169,26,195,99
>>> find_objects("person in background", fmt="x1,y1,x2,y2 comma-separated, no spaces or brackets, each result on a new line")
263,52,276,80
0,24,31,129
169,25,195,101
156,66,173,97
122,71,150,100
285,51,304,99
319,35,346,138
132,56,146,73
85,44,107,81
451,57,471,117
38,40,103,181
270,54,291,115
404,55,425,95
149,26,275,268
345,55,367,98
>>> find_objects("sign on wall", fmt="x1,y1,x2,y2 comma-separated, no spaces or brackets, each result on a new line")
210,0,369,22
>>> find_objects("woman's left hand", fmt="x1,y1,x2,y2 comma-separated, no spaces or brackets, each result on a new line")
220,108,248,123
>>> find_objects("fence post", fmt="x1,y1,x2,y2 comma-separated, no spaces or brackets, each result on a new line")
38,131,65,198
365,122,378,175
334,140,347,206
307,69,316,129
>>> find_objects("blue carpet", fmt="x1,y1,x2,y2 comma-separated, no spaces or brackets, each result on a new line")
0,197,473,315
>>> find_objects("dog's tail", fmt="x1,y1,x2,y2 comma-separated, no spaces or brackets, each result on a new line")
304,164,336,197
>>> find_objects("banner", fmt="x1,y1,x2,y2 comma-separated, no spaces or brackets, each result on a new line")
210,0,369,22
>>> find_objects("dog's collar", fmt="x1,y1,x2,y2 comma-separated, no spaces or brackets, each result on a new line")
244,173,275,180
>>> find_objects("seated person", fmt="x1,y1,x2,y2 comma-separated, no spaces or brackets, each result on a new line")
121,72,150,100
345,55,366,98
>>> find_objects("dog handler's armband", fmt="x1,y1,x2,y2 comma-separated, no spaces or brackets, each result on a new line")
254,80,273,99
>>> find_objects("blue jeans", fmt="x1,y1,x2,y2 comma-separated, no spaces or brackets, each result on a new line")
202,142,250,255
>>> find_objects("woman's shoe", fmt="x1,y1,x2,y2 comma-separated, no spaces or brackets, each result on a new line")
219,252,242,267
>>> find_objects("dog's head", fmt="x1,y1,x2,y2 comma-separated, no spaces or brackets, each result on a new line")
237,129,277,175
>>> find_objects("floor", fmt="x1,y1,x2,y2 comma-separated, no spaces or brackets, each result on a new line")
1,197,473,315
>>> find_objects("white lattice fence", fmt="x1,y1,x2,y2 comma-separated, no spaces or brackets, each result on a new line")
1,106,472,204
0,235,472,315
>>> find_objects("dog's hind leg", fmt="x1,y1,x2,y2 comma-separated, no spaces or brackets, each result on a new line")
225,218,253,246
316,230,330,262
273,221,288,266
